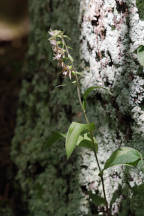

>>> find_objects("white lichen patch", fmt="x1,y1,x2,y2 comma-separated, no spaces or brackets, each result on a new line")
79,0,144,214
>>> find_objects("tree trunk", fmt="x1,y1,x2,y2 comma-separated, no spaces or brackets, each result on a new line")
79,0,144,215
12,0,144,215
12,0,82,216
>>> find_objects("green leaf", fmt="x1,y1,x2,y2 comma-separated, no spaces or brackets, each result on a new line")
72,71,82,75
103,147,141,171
88,192,106,206
77,133,98,152
46,132,65,147
83,86,98,100
68,54,73,62
83,86,111,109
137,45,144,66
63,35,71,40
72,81,76,84
136,155,144,172
65,122,95,159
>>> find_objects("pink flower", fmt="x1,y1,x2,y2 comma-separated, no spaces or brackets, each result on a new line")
49,39,57,46
54,53,62,60
63,71,68,76
49,30,55,36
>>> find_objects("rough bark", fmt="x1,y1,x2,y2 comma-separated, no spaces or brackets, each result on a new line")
12,0,144,215
12,1,82,216
79,0,144,215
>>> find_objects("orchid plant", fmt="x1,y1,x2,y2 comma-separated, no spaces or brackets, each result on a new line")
48,29,144,216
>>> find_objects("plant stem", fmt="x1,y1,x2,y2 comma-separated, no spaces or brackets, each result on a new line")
63,36,109,214
75,72,110,215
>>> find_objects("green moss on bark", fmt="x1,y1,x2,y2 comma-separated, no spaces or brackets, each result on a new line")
136,0,144,20
11,0,83,215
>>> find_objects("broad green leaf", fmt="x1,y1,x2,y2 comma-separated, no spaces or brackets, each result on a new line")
137,45,144,66
65,122,95,159
46,132,65,147
103,147,141,171
77,133,98,152
137,159,144,172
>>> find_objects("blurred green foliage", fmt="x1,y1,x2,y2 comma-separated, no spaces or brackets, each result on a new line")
10,0,144,215
11,0,83,215
0,207,14,216
0,200,14,216
136,0,144,20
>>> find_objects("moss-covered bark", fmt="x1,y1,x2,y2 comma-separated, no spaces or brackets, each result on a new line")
11,1,84,216
136,0,144,20
12,0,144,215
79,0,144,215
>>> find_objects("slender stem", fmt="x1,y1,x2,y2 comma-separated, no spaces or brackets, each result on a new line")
62,36,109,215
74,73,109,215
